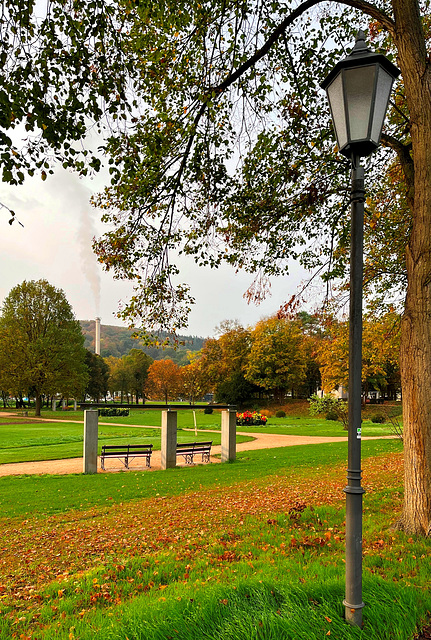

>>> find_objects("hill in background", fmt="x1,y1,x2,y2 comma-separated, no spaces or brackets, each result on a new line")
80,320,206,366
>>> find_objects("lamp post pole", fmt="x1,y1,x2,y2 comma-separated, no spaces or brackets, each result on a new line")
344,154,366,626
321,31,400,627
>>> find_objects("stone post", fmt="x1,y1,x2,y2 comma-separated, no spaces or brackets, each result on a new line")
73,400,77,411
83,410,98,474
221,408,236,462
161,410,177,469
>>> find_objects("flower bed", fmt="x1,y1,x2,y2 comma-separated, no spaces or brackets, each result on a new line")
236,411,268,426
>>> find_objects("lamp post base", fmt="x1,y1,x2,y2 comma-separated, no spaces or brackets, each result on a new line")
343,600,365,626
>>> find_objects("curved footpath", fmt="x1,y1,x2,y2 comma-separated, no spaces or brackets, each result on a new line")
0,419,395,476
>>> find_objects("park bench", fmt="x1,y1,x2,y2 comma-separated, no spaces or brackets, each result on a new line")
100,444,153,470
176,441,213,465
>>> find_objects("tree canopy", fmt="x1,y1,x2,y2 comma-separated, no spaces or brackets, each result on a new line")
0,0,140,204
0,279,88,415
91,0,416,332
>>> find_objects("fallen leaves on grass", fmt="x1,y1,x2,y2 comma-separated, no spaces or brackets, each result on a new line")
0,451,405,637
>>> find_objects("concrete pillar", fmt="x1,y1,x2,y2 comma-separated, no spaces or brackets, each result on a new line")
221,409,237,462
52,399,57,411
73,400,77,411
83,410,99,474
161,410,177,469
62,399,66,410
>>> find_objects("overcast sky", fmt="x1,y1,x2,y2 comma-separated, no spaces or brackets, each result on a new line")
0,165,313,339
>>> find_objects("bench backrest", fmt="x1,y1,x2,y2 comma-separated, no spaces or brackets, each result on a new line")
176,441,212,450
101,444,153,453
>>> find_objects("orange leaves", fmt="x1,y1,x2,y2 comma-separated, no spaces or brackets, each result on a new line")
0,449,404,640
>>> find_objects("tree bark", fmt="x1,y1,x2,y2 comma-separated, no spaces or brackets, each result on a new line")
393,0,431,534
35,394,42,417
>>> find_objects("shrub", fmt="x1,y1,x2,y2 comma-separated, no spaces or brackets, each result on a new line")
260,409,272,418
371,413,385,424
98,408,129,417
309,394,348,430
203,406,213,414
325,411,339,421
275,410,286,418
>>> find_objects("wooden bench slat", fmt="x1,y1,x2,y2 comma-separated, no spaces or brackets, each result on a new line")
101,444,153,470
176,441,212,464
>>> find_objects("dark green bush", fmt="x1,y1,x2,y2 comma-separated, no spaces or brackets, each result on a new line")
203,406,213,414
98,408,130,417
325,411,339,421
371,413,385,423
275,410,286,418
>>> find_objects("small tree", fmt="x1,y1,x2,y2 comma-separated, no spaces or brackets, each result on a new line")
145,359,182,404
84,351,109,401
245,317,306,401
124,349,153,403
180,360,209,404
0,280,88,416
309,394,349,431
106,356,133,403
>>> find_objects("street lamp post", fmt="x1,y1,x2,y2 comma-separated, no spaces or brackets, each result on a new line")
321,31,400,627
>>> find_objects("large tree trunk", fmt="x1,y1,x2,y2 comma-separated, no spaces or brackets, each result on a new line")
393,0,431,534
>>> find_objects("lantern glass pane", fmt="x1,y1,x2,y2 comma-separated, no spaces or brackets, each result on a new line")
370,66,394,144
344,65,375,141
326,72,348,150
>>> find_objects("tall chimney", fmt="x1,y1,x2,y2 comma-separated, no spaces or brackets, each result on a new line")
95,317,101,355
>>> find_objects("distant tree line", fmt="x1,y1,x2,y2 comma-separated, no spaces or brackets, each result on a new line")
79,320,205,363
0,281,401,411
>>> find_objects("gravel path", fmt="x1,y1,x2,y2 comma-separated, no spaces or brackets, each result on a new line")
0,416,394,477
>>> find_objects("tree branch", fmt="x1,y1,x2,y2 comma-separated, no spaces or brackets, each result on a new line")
207,0,395,97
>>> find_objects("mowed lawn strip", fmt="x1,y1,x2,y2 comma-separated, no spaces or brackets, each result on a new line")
1,439,429,640
0,407,398,437
0,419,252,464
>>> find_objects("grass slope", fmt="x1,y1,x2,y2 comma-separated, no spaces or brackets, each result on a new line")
2,439,430,640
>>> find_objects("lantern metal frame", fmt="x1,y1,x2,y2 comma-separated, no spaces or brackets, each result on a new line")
321,30,400,158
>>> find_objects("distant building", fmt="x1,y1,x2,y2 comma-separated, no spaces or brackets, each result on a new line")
316,385,348,400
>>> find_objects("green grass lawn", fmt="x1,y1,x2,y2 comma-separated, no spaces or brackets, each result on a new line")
240,417,395,437
0,407,398,465
2,438,430,640
0,419,252,464
0,438,401,518
1,407,225,429
0,407,398,436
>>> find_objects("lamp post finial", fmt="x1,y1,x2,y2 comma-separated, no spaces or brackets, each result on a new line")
352,30,369,54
